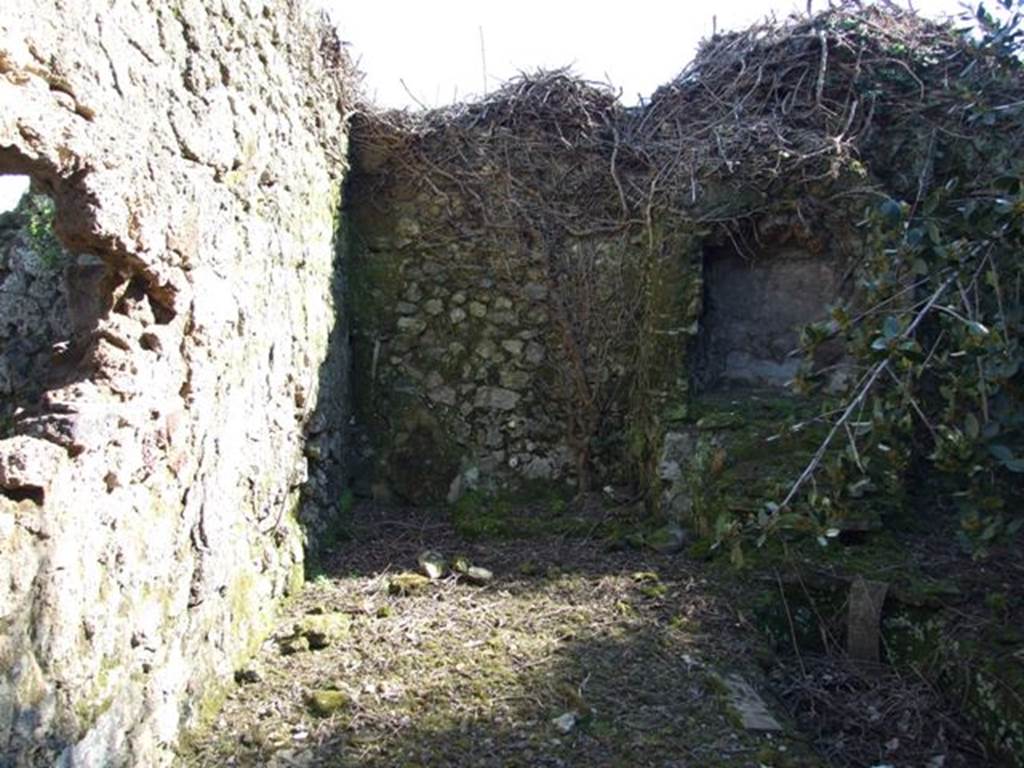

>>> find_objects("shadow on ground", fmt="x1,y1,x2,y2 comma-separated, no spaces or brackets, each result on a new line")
179,502,820,768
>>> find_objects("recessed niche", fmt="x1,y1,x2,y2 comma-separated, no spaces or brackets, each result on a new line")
695,244,842,391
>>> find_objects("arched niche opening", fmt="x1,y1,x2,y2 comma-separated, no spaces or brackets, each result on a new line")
0,174,75,434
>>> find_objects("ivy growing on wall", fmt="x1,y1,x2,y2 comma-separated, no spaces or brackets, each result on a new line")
781,0,1024,556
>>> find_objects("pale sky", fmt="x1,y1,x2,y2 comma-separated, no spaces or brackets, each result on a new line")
326,0,967,108
0,0,967,213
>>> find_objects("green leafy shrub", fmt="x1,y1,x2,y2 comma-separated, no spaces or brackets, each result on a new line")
784,5,1024,555
22,193,64,269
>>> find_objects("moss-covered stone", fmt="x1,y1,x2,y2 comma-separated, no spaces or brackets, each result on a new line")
292,612,351,650
305,688,352,717
388,572,432,596
449,483,582,540
278,635,310,655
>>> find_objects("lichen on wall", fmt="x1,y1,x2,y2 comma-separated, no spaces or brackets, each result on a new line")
0,1,355,764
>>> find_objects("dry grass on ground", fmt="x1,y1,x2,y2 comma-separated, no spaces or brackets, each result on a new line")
180,504,818,768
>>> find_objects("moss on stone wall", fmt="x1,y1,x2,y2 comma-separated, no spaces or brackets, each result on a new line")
346,167,672,504
625,226,704,505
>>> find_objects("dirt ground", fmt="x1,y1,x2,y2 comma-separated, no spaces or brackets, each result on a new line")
178,503,822,768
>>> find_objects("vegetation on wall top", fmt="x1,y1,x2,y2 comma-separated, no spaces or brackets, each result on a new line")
351,0,1024,553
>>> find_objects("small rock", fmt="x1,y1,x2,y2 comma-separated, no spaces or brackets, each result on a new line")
388,572,431,596
524,341,545,365
417,550,447,580
293,612,351,650
278,635,310,655
499,370,531,390
848,576,888,663
474,386,520,411
552,711,578,734
428,386,456,406
0,436,65,494
396,317,427,334
647,522,686,554
305,688,351,717
523,456,554,480
234,667,262,685
475,339,497,359
449,307,467,324
424,298,444,315
721,674,782,732
463,566,493,585
501,339,524,356
468,301,487,318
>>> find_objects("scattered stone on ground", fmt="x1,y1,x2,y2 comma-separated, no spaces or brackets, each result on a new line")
417,550,447,579
462,565,494,585
305,689,352,718
551,711,578,734
846,577,889,663
646,521,687,554
234,668,263,685
181,504,819,768
278,635,310,656
721,674,784,732
387,572,432,596
292,613,352,650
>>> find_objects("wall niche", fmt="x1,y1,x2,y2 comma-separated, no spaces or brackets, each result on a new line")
694,240,847,392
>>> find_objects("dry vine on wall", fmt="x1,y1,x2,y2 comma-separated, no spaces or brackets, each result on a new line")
351,1,1024,547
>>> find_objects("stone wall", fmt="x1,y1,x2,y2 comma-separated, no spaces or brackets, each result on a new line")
656,221,866,532
348,132,859,522
347,157,679,503
0,2,352,765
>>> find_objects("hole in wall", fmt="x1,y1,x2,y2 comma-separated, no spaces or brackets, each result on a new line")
694,240,843,392
0,173,75,432
0,485,45,505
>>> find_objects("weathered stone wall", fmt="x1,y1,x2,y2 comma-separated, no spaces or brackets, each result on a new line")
0,2,351,765
349,141,858,523
347,162,669,503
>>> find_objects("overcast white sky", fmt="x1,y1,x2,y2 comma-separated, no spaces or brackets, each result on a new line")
0,0,967,212
326,0,967,108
